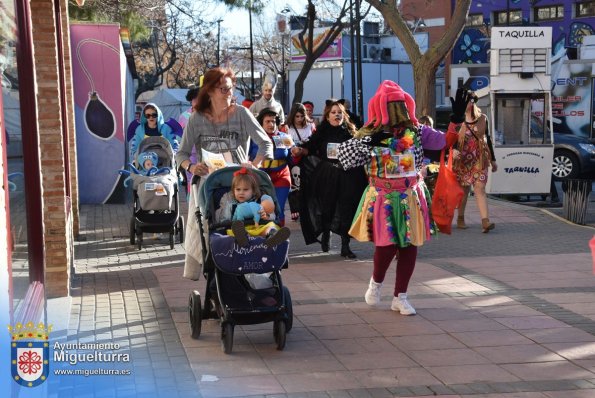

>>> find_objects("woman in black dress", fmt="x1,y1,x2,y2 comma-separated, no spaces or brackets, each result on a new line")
291,99,367,258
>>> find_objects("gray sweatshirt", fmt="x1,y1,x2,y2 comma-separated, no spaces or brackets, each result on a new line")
176,105,273,166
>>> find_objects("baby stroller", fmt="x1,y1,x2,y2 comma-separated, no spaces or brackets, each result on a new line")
188,166,293,354
128,136,184,250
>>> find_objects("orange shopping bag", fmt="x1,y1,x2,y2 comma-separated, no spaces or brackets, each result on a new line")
431,148,464,234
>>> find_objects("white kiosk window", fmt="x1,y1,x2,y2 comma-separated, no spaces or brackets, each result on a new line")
493,94,552,146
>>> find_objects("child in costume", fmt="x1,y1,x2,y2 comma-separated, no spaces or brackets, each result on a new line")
249,107,295,226
138,151,158,175
118,150,170,183
216,167,291,248
337,82,473,315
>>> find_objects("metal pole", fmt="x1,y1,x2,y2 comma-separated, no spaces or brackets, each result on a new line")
355,0,364,119
249,2,255,99
349,0,356,111
217,19,222,66
506,0,510,26
281,34,286,111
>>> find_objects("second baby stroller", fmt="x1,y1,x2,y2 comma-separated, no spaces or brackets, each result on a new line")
188,166,293,354
127,136,184,250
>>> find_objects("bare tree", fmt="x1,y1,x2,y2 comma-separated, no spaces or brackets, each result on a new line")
69,0,217,99
291,0,369,105
365,0,472,117
135,1,220,98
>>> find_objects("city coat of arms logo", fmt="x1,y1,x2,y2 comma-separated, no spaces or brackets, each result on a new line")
8,322,52,387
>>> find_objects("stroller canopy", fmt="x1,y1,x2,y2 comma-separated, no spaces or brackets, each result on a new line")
135,136,175,169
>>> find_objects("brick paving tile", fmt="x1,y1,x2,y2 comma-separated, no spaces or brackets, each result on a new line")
61,195,595,397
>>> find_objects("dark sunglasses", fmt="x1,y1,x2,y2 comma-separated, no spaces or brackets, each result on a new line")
145,113,158,118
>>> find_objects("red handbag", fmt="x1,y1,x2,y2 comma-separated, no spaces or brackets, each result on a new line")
431,148,464,234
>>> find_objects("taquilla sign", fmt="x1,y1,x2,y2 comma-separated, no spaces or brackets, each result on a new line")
491,27,552,49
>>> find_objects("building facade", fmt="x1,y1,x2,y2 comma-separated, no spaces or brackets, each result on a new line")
454,0,595,64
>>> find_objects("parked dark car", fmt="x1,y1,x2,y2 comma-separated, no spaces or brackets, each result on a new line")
552,132,595,180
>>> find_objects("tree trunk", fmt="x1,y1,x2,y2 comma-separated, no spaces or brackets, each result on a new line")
291,58,315,105
413,60,438,119
366,0,471,121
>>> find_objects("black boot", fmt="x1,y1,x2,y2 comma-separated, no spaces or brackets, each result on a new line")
321,231,330,252
340,235,356,259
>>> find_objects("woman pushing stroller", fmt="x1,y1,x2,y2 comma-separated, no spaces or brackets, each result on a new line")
175,67,274,280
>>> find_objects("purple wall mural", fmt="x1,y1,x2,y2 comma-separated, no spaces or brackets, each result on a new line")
71,24,126,204
454,0,595,64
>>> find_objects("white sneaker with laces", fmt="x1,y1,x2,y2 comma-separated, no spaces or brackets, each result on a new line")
391,293,416,315
364,277,382,306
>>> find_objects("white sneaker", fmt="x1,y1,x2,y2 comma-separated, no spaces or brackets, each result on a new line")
391,293,416,315
364,277,382,306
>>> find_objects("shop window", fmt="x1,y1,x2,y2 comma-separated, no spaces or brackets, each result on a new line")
466,13,484,27
1,0,31,311
494,9,523,25
576,1,595,17
534,5,564,21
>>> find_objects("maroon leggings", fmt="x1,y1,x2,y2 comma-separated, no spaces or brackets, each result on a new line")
372,245,418,296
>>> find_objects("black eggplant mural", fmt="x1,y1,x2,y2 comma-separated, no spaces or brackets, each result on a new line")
85,91,116,139
76,38,118,140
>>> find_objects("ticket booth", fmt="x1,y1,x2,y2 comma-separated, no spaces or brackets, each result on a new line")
486,27,554,194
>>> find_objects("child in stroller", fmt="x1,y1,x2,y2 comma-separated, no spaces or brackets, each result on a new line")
122,136,184,250
128,151,171,177
217,167,291,248
140,151,157,172
188,166,293,353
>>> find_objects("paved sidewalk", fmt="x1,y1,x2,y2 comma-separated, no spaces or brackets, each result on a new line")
65,195,595,397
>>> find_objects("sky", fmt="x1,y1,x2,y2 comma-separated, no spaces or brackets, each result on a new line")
213,0,308,39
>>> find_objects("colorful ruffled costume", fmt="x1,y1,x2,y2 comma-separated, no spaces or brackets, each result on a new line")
337,81,471,314
338,82,459,248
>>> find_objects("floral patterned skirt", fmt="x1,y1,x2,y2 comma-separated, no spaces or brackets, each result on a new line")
349,176,436,248
453,135,490,187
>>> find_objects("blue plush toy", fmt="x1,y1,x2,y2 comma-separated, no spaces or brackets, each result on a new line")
232,194,274,225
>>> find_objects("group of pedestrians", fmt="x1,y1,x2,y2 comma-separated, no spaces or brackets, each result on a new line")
129,65,498,317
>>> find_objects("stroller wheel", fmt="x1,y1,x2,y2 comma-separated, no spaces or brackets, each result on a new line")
188,290,202,339
169,231,175,249
221,323,234,354
177,217,185,244
283,286,293,333
137,232,143,250
273,320,286,350
129,218,136,245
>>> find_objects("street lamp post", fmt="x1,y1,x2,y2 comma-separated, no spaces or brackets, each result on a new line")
216,19,223,66
278,9,290,111
281,34,286,110
249,2,255,99
349,0,356,112
355,0,364,119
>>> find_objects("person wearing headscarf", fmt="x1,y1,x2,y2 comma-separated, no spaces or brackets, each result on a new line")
129,103,179,160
